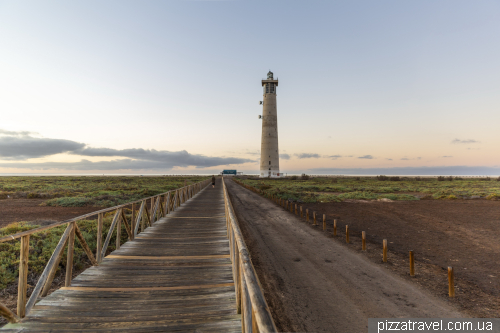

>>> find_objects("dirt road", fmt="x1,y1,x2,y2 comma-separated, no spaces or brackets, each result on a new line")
226,180,463,333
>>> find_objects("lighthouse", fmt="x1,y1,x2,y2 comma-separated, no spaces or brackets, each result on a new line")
260,71,280,178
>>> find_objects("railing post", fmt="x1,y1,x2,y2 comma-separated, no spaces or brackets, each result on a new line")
150,197,154,219
131,204,135,240
17,234,30,318
242,273,252,332
65,222,76,287
141,200,145,232
116,212,121,250
96,213,103,263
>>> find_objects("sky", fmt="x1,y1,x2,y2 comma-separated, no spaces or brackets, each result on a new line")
1,1,499,175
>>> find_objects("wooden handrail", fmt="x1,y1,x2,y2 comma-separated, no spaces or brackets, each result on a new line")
222,178,277,333
0,178,211,322
0,182,206,243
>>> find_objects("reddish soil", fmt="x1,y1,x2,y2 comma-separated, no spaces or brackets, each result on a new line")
0,199,105,227
298,199,500,318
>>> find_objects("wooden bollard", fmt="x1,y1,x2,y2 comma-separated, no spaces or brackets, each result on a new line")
409,251,415,276
322,214,326,231
290,202,293,213
383,239,388,262
346,225,349,243
306,209,309,222
362,231,366,251
333,219,337,236
300,206,303,218
313,212,317,225
448,267,455,297
295,204,298,215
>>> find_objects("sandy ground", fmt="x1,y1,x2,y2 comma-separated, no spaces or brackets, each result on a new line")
0,199,103,227
226,180,464,333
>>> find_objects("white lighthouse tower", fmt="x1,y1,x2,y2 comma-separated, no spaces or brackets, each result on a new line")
260,71,280,178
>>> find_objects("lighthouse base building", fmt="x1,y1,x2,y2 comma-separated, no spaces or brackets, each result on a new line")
260,71,281,178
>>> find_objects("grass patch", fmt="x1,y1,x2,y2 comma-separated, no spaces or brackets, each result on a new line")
0,176,208,207
235,176,498,203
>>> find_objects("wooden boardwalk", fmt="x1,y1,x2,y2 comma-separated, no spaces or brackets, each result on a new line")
3,180,241,332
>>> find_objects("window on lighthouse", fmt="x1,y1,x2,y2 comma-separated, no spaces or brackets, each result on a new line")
266,83,269,93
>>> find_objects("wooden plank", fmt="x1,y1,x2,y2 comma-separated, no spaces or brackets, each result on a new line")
61,283,234,292
105,255,230,260
165,216,226,219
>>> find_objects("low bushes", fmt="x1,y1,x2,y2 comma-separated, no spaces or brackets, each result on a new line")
0,216,128,289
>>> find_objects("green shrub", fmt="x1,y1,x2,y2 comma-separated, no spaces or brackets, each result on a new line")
44,197,92,207
378,194,398,200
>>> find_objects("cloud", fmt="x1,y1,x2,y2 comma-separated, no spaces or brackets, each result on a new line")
0,136,85,160
0,159,243,171
358,155,374,159
386,158,393,161
0,131,253,169
73,147,252,167
279,153,291,160
0,154,253,171
442,156,453,158
295,153,321,159
400,158,409,161
0,129,38,137
307,166,500,176
452,139,480,144
328,155,342,160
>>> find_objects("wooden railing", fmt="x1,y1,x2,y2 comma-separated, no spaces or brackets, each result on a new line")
0,178,211,323
222,178,277,333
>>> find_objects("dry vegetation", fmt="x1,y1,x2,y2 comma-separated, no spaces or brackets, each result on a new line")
235,175,500,202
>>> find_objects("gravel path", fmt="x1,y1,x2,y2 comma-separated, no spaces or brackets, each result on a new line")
226,180,463,333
